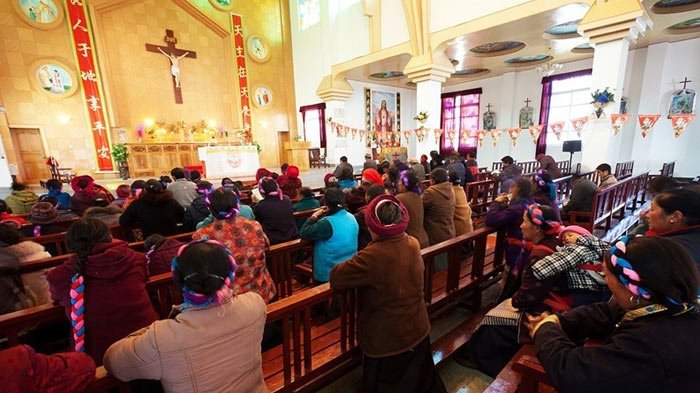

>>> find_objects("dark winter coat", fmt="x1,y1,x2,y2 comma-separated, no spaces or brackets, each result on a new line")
485,198,533,267
422,182,456,245
183,195,210,231
147,238,184,277
254,195,299,245
119,192,185,238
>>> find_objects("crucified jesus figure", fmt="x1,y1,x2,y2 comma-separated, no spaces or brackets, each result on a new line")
157,47,189,88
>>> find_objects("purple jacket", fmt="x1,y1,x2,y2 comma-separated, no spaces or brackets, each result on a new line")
485,198,533,267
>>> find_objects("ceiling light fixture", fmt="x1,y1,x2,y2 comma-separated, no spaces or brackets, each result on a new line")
536,47,562,77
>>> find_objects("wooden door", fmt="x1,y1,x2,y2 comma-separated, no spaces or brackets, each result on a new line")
10,128,48,183
278,131,290,165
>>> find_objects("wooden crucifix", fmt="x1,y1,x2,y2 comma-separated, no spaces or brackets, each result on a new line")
486,103,493,112
524,98,531,107
680,77,692,90
145,29,197,104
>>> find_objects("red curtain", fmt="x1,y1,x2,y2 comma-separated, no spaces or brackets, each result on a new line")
440,88,482,156
536,69,592,156
299,103,327,149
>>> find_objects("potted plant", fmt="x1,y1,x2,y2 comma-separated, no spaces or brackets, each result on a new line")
111,143,130,180
591,88,615,118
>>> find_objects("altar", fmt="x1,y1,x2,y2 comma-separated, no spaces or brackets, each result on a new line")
198,145,260,179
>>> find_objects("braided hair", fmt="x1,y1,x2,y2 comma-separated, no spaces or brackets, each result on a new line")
65,218,112,352
525,203,562,236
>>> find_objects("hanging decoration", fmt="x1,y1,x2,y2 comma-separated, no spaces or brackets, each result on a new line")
433,128,443,145
476,130,487,148
490,129,503,147
591,87,615,119
638,114,661,138
610,114,631,135
549,121,565,141
460,129,472,141
507,127,521,146
403,129,412,143
571,116,589,137
446,130,457,148
670,114,695,138
65,0,114,171
529,125,543,144
351,128,357,139
232,14,254,145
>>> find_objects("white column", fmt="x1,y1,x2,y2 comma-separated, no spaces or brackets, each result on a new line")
324,99,346,165
580,39,630,172
410,79,442,159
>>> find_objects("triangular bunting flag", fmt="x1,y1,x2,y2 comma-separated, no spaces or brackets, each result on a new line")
571,116,588,137
670,114,695,138
403,130,412,143
490,129,503,147
529,125,543,144
638,114,661,138
461,129,473,140
433,128,443,145
476,130,487,148
507,127,521,146
549,121,565,141
610,114,630,135
446,130,457,148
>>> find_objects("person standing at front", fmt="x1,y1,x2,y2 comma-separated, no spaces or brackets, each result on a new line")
330,195,446,393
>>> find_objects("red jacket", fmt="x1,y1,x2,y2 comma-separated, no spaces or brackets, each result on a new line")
0,345,96,393
148,238,184,276
47,240,158,365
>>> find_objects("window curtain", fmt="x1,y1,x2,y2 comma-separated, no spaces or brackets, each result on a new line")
299,103,327,149
536,69,592,156
440,88,482,156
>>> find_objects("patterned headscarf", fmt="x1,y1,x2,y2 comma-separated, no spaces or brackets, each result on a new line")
610,236,652,300
171,238,237,310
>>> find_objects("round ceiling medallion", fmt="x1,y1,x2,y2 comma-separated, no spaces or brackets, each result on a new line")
504,54,552,66
470,41,526,57
571,43,594,54
544,20,581,39
666,17,700,34
651,0,700,14
369,71,404,79
453,68,490,78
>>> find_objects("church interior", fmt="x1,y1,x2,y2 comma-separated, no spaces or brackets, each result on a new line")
0,0,699,392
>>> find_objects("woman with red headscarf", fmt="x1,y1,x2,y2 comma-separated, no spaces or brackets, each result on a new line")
70,175,110,215
277,165,302,200
330,195,446,393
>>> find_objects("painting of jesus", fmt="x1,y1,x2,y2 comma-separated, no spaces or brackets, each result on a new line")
370,90,397,133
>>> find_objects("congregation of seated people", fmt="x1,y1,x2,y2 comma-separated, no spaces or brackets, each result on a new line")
1,153,699,393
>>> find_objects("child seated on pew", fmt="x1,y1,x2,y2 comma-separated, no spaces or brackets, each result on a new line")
40,179,71,210
47,218,158,366
0,344,96,392
104,240,268,393
531,225,611,307
0,223,52,307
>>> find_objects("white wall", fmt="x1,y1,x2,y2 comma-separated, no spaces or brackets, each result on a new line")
380,0,410,49
327,80,417,165
430,0,531,33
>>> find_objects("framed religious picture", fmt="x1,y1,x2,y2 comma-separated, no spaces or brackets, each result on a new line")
29,59,78,98
247,35,270,63
668,88,696,118
483,105,496,130
209,0,235,12
13,0,65,30
252,85,274,109
368,90,398,133
519,105,534,129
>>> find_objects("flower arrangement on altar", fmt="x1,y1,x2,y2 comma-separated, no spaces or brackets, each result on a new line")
591,87,615,118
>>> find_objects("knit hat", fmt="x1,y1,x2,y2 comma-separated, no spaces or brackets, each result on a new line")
361,168,383,186
116,184,130,198
286,165,300,179
323,173,335,184
408,157,419,164
558,225,591,240
255,168,271,181
71,175,95,194
29,202,59,224
364,195,409,237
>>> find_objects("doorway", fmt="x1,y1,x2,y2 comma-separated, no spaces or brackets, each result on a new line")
9,127,49,184
277,131,290,166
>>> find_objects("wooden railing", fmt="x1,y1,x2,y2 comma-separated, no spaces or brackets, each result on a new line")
465,179,499,220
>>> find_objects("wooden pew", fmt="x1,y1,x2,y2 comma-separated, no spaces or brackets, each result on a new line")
552,175,574,203
556,160,570,176
660,161,675,177
520,161,539,176
614,161,634,180
30,224,135,256
565,172,649,232
474,172,492,182
484,345,555,393
579,170,600,185
465,179,499,224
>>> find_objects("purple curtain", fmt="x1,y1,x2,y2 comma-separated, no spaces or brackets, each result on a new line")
440,88,482,156
440,96,456,155
536,69,592,157
458,94,479,156
299,103,327,149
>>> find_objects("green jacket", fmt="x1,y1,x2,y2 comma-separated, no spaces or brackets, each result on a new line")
5,190,39,215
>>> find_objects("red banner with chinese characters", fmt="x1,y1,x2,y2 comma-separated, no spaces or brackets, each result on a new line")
231,14,252,144
64,0,113,171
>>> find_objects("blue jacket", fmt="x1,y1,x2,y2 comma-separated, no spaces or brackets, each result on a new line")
41,189,71,210
305,210,358,282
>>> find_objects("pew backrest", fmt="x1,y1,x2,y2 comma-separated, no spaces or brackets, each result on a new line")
660,161,675,177
614,161,634,179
